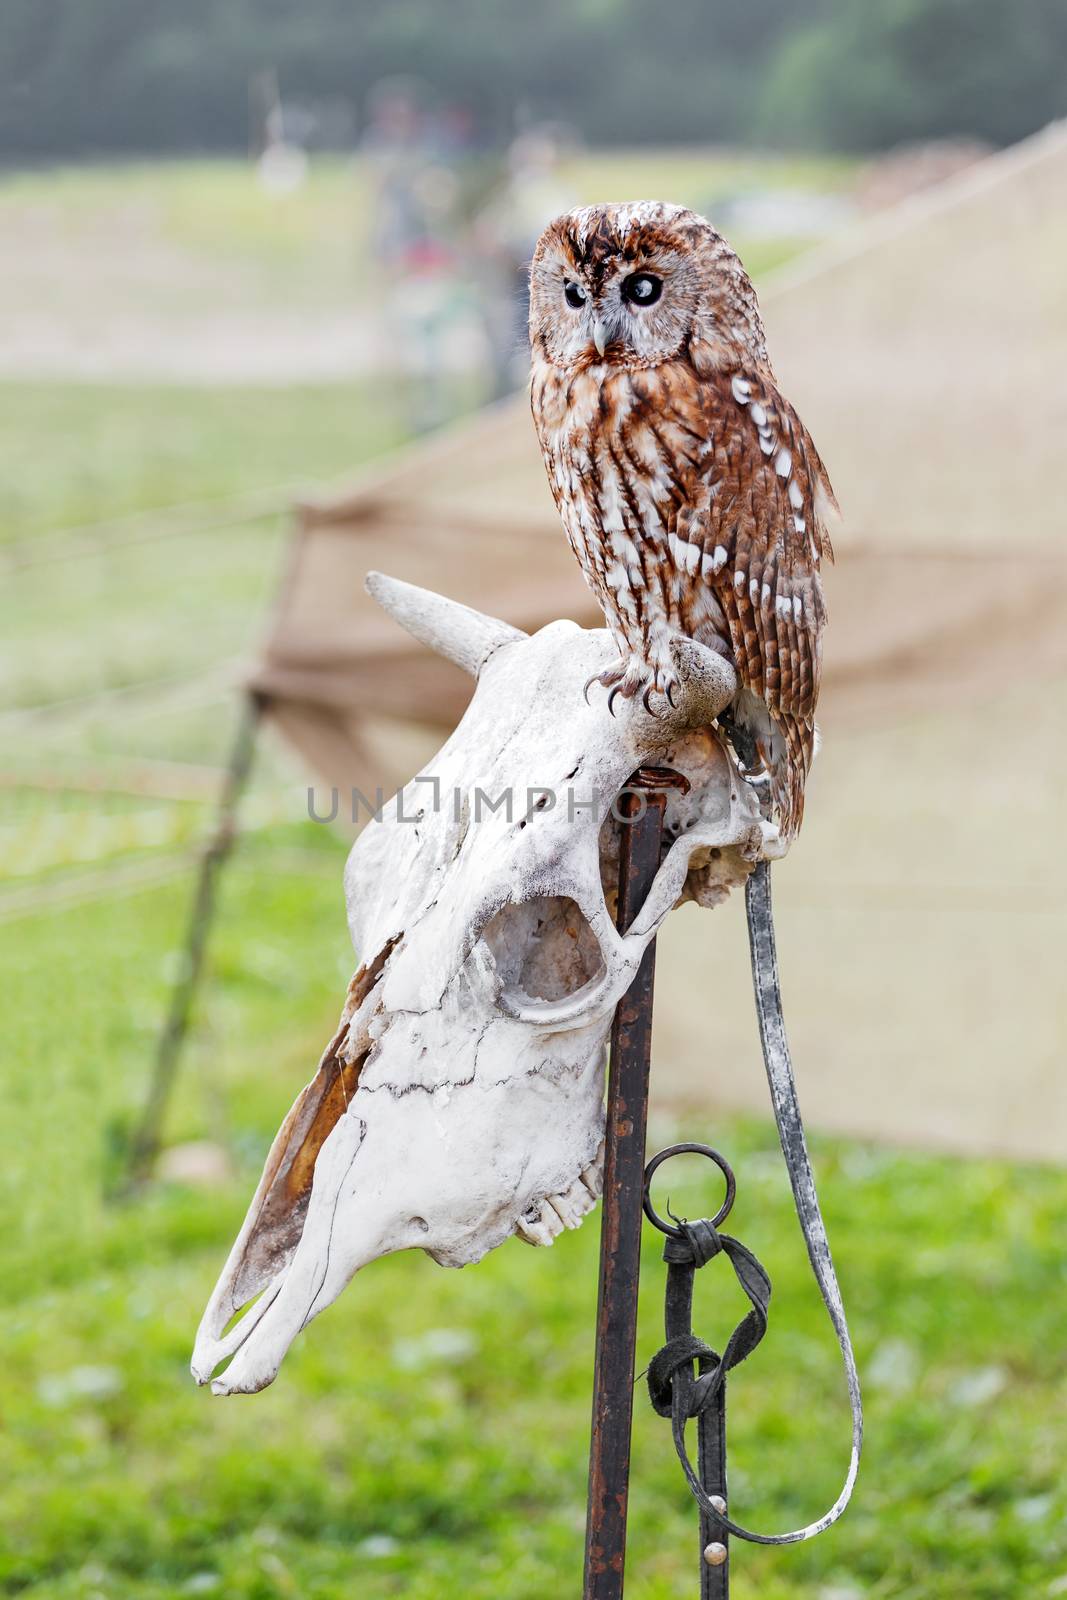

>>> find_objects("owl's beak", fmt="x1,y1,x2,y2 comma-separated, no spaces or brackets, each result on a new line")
592,317,609,357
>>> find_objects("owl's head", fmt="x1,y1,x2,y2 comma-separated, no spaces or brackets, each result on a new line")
528,200,767,373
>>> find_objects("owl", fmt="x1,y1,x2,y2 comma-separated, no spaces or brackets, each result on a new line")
528,201,836,837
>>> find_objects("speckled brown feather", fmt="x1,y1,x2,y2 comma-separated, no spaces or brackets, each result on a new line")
529,201,835,838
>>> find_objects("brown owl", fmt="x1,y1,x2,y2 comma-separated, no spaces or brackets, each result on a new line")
528,201,836,837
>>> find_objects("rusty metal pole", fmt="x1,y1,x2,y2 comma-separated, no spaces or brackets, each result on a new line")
583,767,686,1599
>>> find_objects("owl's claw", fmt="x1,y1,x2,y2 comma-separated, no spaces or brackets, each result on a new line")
642,679,679,713
585,658,680,716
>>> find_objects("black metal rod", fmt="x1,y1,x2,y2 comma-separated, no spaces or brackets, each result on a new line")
643,1141,736,1593
583,773,674,1599
697,1370,730,1595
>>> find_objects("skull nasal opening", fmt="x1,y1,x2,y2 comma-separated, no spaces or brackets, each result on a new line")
479,896,606,1004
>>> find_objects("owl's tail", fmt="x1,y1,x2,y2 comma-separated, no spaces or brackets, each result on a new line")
723,689,811,840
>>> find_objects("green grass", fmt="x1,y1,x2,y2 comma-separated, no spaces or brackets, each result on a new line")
0,379,416,548
0,376,423,876
1,858,1065,1598
2,153,1065,1597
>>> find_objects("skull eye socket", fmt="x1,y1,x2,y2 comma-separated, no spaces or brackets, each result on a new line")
480,896,605,1004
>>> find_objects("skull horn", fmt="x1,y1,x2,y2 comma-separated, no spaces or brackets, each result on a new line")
366,571,527,678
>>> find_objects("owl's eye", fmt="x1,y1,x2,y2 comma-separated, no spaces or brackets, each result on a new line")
621,272,662,307
563,281,587,309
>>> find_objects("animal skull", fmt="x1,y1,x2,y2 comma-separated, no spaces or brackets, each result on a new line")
192,574,768,1395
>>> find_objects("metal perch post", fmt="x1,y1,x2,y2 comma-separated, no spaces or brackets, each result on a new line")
583,766,685,1598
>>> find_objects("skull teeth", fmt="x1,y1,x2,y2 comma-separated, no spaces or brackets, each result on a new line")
515,1147,605,1245
549,1176,597,1229
581,1138,606,1198
515,1202,564,1247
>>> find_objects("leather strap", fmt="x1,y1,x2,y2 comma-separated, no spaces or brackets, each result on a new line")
645,861,863,1549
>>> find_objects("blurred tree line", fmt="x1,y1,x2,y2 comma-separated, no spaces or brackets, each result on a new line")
2,0,1065,160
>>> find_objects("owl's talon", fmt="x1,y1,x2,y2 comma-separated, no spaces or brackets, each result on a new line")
584,660,679,715
638,675,680,715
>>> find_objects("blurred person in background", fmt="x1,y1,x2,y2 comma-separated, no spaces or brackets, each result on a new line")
471,125,578,398
362,77,471,432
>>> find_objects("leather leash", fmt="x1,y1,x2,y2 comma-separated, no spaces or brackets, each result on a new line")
643,860,863,1590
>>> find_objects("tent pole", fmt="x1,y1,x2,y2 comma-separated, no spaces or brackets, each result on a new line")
120,691,263,1193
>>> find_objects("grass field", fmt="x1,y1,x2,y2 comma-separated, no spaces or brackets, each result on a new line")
3,155,1066,1598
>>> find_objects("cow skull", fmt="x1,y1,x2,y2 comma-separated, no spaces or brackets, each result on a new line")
192,574,767,1395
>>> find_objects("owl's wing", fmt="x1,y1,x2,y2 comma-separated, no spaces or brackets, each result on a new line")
671,367,836,834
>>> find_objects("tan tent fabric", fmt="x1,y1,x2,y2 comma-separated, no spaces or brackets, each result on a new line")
251,124,1067,1161
251,400,600,799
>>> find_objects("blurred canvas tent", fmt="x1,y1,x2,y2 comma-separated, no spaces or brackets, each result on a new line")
136,123,1066,1181
249,406,601,802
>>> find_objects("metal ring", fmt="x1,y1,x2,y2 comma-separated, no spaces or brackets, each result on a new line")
643,1142,736,1235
